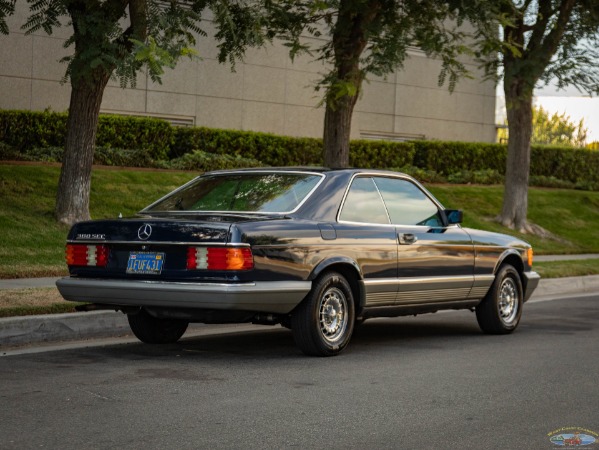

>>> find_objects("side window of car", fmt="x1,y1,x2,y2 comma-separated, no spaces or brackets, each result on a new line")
373,177,444,227
339,177,390,224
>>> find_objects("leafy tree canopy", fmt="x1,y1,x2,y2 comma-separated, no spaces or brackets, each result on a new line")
267,0,481,109
0,0,271,87
474,0,599,98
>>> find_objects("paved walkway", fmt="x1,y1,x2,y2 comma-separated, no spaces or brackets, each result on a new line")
534,254,599,262
0,277,64,290
1,254,597,290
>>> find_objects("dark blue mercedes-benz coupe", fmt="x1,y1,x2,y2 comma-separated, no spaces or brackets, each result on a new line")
57,168,540,356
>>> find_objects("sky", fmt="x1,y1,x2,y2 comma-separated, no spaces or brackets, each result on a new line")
497,84,599,144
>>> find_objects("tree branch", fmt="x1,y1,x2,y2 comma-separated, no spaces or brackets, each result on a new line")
538,0,576,63
517,0,535,14
527,0,553,53
114,0,148,54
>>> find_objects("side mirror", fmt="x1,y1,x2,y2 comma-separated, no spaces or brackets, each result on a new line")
445,209,463,225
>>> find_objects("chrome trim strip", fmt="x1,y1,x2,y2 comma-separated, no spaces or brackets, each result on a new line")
469,286,491,299
363,275,476,287
66,240,251,246
473,275,495,285
361,274,497,306
396,287,471,304
56,278,311,315
364,292,398,306
139,170,326,216
361,299,479,319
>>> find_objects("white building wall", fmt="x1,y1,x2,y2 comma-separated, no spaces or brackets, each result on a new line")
0,8,496,143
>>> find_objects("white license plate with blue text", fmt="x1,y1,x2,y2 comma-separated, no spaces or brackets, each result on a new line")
126,252,165,275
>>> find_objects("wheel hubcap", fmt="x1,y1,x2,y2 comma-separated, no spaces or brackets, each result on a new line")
498,277,519,325
319,287,348,343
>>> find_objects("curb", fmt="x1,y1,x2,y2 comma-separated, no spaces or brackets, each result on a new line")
1,275,598,349
0,310,130,348
529,274,599,298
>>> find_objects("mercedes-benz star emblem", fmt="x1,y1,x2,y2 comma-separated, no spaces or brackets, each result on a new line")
138,224,152,240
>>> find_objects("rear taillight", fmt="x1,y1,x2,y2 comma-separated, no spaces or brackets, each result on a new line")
66,244,109,267
187,247,253,271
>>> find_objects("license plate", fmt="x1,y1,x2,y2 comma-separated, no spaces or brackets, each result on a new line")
126,252,165,275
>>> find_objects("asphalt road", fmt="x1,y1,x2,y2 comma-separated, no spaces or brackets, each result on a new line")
1,294,598,450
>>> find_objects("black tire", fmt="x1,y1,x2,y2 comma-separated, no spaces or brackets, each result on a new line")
476,264,523,334
127,309,189,344
291,272,355,356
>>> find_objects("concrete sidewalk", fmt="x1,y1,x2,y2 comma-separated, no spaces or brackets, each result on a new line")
534,253,599,262
0,277,64,290
1,274,598,350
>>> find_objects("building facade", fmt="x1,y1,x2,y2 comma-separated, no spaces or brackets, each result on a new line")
0,10,497,142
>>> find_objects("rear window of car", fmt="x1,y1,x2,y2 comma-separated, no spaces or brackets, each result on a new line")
143,172,323,213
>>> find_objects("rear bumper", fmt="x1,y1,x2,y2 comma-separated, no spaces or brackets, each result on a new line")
523,271,541,301
56,277,311,314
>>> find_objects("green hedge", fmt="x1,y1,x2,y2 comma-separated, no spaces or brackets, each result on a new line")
0,110,67,150
172,127,322,166
349,140,414,169
530,145,599,188
1,109,598,190
412,141,506,174
0,110,173,160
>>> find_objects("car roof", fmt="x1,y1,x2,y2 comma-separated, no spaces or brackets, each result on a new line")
204,167,409,177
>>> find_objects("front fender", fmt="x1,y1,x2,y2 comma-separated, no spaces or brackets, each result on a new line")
494,249,525,274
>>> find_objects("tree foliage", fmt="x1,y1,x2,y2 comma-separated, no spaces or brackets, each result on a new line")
531,105,587,147
265,0,483,167
498,105,589,148
2,0,269,88
471,0,599,232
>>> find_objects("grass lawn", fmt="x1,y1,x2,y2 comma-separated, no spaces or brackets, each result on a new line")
534,258,599,279
1,163,599,280
0,287,83,318
429,185,599,255
0,163,194,278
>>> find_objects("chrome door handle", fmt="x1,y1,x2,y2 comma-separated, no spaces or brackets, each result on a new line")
398,233,418,245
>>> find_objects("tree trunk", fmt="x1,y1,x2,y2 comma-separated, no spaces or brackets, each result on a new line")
498,81,533,232
323,94,358,168
322,0,380,168
55,72,110,225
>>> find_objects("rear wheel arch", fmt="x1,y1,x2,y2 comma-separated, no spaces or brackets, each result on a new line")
309,260,363,313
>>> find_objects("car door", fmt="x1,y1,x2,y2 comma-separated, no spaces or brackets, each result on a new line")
335,176,398,307
372,176,476,305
